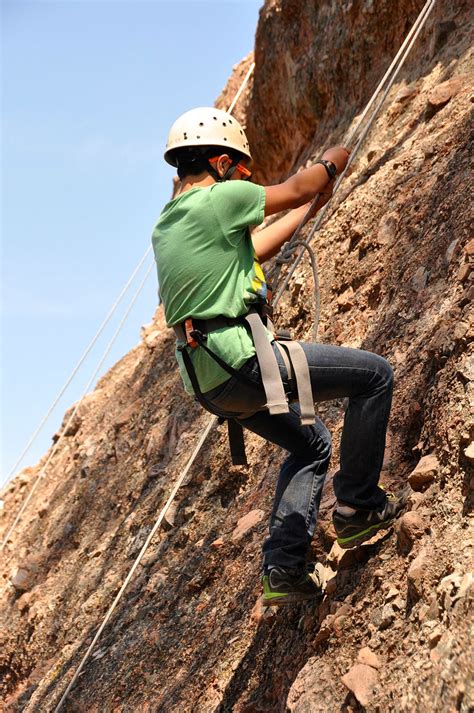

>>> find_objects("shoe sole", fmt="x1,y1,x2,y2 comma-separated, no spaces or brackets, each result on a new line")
262,591,323,607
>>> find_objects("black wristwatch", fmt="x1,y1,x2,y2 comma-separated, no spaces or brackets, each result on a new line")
315,159,338,180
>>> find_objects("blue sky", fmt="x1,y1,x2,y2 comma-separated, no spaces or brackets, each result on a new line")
1,0,262,483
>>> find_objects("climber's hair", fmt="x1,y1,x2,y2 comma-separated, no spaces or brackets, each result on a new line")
171,146,245,180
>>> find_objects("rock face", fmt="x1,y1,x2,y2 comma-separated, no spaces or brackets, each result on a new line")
1,1,473,712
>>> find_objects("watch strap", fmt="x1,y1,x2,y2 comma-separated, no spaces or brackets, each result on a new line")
315,159,337,180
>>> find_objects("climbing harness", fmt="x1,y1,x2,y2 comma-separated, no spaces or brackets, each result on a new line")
174,301,316,465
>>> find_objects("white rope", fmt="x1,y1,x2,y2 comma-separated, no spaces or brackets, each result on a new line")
268,0,435,297
4,246,153,486
344,0,434,147
53,415,218,712
228,61,255,114
272,0,436,306
48,8,437,701
1,262,154,551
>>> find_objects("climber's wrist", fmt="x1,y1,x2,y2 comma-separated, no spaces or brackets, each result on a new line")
315,159,338,181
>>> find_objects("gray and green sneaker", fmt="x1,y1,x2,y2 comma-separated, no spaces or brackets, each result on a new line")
262,565,323,607
332,486,412,550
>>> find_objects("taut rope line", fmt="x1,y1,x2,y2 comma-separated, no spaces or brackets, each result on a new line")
228,61,255,114
53,415,218,713
272,0,436,307
4,245,153,486
1,263,154,551
51,4,435,707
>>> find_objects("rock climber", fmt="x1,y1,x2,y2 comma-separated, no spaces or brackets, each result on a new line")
152,107,410,607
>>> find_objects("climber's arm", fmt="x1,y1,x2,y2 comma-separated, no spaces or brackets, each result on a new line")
252,179,335,263
262,146,349,218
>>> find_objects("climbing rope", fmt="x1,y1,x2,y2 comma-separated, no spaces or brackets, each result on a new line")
53,415,218,713
4,245,153,487
1,262,155,551
227,61,255,113
51,4,436,708
271,0,436,315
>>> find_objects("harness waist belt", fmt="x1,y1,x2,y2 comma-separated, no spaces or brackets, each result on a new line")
172,310,316,464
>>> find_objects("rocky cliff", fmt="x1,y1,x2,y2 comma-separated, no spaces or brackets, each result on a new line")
1,1,473,711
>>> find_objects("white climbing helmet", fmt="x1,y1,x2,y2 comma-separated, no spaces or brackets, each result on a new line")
164,107,252,166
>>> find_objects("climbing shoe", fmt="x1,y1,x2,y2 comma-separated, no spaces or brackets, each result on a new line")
332,485,412,550
261,565,323,607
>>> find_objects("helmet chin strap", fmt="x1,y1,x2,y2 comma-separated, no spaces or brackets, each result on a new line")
208,160,238,182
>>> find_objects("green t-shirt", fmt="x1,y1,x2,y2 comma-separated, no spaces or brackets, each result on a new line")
152,180,269,394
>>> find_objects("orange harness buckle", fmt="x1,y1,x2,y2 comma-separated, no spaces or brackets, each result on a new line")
184,318,199,348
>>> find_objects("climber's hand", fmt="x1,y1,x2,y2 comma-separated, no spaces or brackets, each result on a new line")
321,146,350,173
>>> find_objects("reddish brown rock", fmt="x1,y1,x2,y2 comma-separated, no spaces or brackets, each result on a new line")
395,85,418,102
376,212,398,246
10,568,34,593
464,239,474,256
357,647,381,670
427,77,465,107
396,511,429,554
210,537,225,548
464,442,474,463
407,549,428,602
231,509,265,542
408,454,439,490
407,491,425,511
341,663,379,707
287,656,341,711
337,287,355,311
15,592,33,613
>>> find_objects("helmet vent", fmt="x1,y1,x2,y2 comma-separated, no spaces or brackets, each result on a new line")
222,122,226,126
213,116,217,120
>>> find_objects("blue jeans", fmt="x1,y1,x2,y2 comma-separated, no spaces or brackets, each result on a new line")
204,342,393,573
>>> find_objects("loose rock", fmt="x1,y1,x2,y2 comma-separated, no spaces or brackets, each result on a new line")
210,537,225,548
427,77,465,108
396,511,429,554
408,454,439,490
357,646,381,669
408,550,428,602
287,657,339,711
341,663,379,707
231,509,265,542
337,287,355,311
464,442,474,463
11,568,34,593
